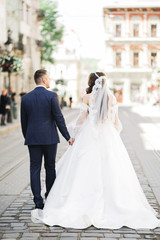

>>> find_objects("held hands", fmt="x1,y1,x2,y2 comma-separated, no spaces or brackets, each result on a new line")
68,138,75,146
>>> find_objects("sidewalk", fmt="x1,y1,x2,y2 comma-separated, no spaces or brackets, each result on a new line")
0,120,160,239
0,119,20,135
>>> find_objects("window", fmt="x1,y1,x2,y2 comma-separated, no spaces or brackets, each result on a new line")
133,24,139,37
151,52,157,67
151,24,157,37
133,52,139,67
116,52,121,67
115,24,121,37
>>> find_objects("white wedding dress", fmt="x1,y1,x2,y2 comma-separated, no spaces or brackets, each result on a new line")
31,76,160,229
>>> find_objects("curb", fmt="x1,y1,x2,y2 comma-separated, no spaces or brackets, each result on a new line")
0,122,20,135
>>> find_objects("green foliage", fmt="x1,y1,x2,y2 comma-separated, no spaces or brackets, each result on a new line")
40,0,64,64
0,54,23,73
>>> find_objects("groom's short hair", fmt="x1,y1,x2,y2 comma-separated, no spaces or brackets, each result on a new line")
34,69,47,84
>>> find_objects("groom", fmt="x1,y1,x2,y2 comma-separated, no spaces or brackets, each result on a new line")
21,69,74,209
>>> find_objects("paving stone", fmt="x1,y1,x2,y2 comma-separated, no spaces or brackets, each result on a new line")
81,238,98,240
136,229,153,234
28,226,47,230
144,235,158,239
81,232,104,237
27,223,42,227
99,239,117,240
41,233,60,237
0,224,9,226
113,229,137,234
20,238,39,240
123,234,141,238
40,238,58,240
104,233,121,237
85,229,111,233
0,226,11,231
119,239,138,240
1,239,17,240
66,229,82,233
61,233,78,237
49,228,65,233
3,230,28,233
11,223,25,227
59,238,77,240
2,233,20,238
22,232,40,237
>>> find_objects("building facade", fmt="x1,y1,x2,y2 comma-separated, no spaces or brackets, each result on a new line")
47,29,81,106
103,1,160,103
0,0,41,96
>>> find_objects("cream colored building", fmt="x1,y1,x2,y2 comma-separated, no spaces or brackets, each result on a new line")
46,29,82,105
102,0,160,103
0,0,41,95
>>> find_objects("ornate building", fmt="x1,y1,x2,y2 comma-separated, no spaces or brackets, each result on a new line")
103,1,160,103
0,0,42,94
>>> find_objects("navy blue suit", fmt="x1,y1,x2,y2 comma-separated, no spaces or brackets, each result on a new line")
21,86,70,205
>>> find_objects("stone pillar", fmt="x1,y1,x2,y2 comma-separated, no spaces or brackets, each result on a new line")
108,14,114,38
140,78,148,103
143,45,148,67
125,45,131,67
143,14,147,37
126,13,130,37
123,78,131,103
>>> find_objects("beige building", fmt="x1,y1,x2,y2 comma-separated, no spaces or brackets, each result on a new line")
0,0,42,95
103,0,160,103
47,29,82,105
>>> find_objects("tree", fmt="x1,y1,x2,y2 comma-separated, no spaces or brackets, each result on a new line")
40,0,64,64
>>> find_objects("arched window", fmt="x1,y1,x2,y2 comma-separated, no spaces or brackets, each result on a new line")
133,52,139,67
115,52,121,67
149,16,159,37
131,16,142,37
114,16,124,37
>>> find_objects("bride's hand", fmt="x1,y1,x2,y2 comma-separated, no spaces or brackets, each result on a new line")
68,138,75,146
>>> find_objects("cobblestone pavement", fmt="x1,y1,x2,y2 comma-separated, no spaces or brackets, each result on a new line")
1,108,160,240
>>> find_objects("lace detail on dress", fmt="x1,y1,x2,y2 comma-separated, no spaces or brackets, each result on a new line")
108,95,122,133
72,103,89,137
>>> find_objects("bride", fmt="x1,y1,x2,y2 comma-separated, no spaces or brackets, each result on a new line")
31,72,160,229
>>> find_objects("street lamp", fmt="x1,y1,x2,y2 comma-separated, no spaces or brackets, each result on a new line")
4,29,13,92
4,29,13,123
5,29,13,54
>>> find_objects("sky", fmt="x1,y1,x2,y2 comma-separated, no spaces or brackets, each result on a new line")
56,0,160,59
57,0,106,59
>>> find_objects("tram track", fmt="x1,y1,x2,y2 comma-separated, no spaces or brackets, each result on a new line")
0,108,78,183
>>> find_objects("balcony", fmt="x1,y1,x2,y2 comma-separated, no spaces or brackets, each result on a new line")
105,34,160,43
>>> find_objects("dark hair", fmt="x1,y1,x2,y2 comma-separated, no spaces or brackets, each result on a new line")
86,72,106,94
34,69,47,84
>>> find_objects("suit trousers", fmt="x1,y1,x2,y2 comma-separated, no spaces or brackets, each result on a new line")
28,144,57,205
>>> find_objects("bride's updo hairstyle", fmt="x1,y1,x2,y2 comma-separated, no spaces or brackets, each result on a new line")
86,72,106,94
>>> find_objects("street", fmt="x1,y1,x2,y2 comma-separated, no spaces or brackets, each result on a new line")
0,105,160,239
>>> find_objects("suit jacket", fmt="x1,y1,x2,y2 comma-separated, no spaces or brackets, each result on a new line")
20,86,70,145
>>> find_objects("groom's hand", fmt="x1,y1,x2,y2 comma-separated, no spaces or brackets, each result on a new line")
68,138,75,146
